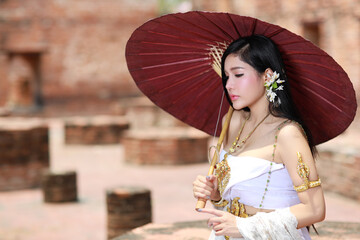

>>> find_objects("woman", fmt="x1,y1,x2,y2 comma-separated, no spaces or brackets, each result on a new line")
192,35,325,239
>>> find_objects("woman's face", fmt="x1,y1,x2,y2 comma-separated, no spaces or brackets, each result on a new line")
224,54,266,110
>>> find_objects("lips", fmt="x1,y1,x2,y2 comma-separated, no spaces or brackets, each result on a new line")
229,94,239,101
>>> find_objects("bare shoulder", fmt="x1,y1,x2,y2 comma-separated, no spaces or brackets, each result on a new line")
277,121,307,143
277,121,312,164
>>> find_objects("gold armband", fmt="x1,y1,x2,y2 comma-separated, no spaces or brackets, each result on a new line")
294,152,321,192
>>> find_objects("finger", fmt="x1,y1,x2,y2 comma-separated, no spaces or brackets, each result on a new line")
208,216,224,228
213,222,223,232
206,176,218,192
193,191,210,200
206,175,217,182
194,176,215,188
212,223,226,236
211,175,218,188
193,186,212,198
193,183,215,197
195,179,215,191
214,229,225,236
207,221,220,228
196,175,207,184
197,208,224,217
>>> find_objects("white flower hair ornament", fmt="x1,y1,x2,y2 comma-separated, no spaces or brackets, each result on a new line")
264,71,285,106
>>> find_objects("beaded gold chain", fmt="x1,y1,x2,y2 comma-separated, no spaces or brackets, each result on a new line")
229,113,270,154
258,119,290,209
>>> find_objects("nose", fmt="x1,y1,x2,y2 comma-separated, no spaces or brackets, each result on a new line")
225,76,234,91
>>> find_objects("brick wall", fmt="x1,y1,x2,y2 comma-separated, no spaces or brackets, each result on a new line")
0,119,49,191
0,0,158,112
317,150,360,201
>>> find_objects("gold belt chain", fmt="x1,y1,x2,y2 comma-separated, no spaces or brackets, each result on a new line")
224,197,249,240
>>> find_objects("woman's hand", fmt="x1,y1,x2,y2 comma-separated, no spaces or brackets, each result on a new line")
198,208,242,238
192,175,220,201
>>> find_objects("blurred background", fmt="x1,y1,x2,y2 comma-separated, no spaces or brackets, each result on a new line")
0,0,359,240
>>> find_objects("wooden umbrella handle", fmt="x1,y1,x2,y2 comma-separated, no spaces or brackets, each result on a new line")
195,106,234,210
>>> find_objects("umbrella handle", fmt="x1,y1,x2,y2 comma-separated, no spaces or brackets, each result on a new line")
195,106,234,210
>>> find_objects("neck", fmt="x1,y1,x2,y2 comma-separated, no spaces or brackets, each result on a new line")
247,96,271,124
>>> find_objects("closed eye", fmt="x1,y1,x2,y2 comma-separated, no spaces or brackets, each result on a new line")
235,74,244,78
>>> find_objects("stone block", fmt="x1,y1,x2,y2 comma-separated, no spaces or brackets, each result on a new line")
41,170,77,203
123,127,210,165
0,118,49,191
64,115,129,145
106,186,152,239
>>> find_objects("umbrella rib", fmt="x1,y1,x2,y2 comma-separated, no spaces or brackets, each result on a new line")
196,11,238,40
279,39,314,46
227,13,241,37
289,59,342,72
265,27,286,38
135,51,205,56
142,28,211,44
287,66,339,87
131,38,211,51
283,51,328,56
157,69,213,94
249,18,258,35
295,84,353,119
138,62,211,82
294,74,347,100
141,57,209,70
158,73,217,116
179,76,222,122
189,81,225,131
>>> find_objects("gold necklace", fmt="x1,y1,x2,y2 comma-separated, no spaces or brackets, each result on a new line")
229,113,270,154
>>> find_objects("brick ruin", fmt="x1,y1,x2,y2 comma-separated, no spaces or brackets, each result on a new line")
0,0,159,114
0,119,49,191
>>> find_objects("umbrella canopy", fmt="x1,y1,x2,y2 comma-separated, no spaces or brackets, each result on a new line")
126,11,357,145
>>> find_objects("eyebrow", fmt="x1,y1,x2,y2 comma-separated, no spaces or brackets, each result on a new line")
230,66,244,70
224,66,245,75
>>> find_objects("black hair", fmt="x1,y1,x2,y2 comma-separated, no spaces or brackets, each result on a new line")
221,35,316,155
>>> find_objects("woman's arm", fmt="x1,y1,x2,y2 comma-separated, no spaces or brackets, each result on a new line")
277,123,326,228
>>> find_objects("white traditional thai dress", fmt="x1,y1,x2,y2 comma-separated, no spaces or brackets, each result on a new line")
208,149,312,240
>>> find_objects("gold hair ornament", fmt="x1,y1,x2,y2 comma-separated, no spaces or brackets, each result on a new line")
294,152,321,192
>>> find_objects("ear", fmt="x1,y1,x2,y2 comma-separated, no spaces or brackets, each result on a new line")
263,68,274,83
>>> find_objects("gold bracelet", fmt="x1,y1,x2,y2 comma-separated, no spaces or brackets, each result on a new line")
294,178,321,192
211,198,228,207
309,178,322,188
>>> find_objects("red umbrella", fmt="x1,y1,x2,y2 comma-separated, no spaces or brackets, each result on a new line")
126,11,356,146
